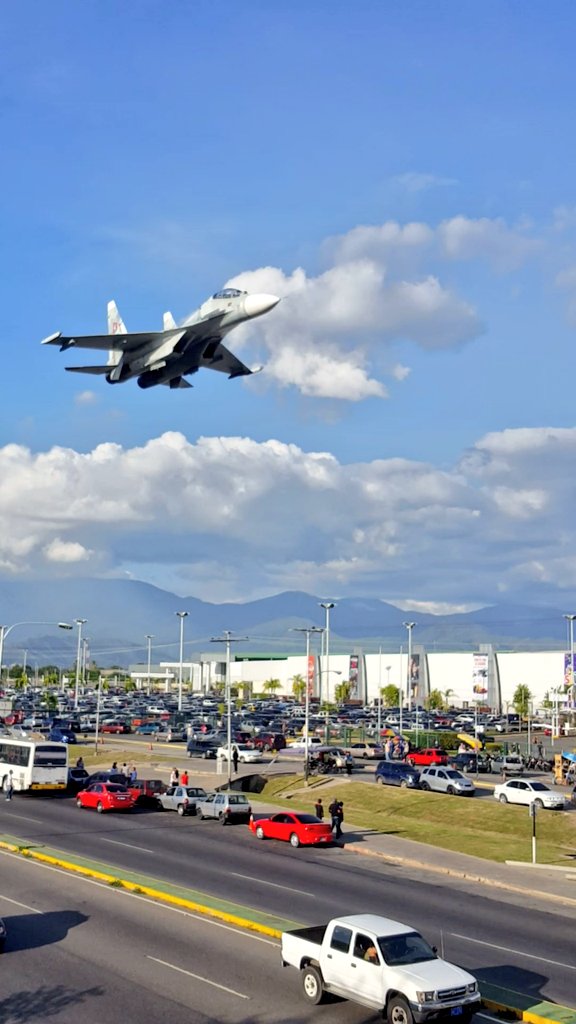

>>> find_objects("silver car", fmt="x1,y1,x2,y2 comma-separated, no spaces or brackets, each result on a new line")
157,785,207,816
419,766,475,797
197,791,252,824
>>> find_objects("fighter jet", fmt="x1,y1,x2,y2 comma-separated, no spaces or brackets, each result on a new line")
41,288,279,390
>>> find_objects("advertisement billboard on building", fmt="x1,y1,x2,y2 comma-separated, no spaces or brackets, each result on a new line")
307,654,315,696
472,653,488,702
349,655,359,697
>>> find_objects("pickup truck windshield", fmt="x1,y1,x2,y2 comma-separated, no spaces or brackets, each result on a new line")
378,932,437,966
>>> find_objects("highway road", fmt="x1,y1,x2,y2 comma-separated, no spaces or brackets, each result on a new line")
0,795,574,1006
0,851,509,1024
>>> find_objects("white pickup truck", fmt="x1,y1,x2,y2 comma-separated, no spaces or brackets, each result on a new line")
281,914,480,1024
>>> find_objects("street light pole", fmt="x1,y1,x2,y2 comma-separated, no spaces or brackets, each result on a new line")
563,614,576,712
0,621,73,683
74,619,87,710
292,626,323,784
319,602,335,740
403,622,416,713
176,611,189,712
146,634,154,694
210,632,248,787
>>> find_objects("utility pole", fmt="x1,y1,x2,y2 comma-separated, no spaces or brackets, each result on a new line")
210,632,248,786
292,626,323,783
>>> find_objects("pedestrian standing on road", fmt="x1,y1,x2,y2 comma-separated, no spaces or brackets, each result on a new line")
129,764,138,783
111,761,118,771
336,801,344,839
170,767,179,786
180,769,189,786
76,757,84,769
329,797,340,837
3,770,14,801
232,745,239,774
314,797,324,819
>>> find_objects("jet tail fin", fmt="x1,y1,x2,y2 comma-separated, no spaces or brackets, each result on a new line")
107,300,126,367
163,311,177,330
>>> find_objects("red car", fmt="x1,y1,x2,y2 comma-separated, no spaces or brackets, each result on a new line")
249,811,333,847
101,721,131,734
405,747,448,767
76,782,135,813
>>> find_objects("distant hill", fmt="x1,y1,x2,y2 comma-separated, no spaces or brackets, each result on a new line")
0,578,569,668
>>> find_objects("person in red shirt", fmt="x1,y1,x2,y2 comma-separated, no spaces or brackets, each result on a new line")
180,770,189,786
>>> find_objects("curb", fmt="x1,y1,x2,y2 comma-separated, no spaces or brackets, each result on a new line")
1,835,574,1023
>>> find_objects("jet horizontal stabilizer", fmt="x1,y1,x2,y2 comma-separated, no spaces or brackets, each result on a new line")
65,365,112,375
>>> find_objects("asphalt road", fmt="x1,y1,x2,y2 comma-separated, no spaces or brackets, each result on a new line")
0,795,574,1006
0,851,509,1024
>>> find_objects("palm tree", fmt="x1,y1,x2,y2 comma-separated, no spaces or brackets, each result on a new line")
263,678,281,696
442,688,454,710
291,674,306,701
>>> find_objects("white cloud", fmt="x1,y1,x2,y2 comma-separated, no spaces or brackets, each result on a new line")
74,390,98,406
392,172,458,193
437,216,541,270
1,427,576,606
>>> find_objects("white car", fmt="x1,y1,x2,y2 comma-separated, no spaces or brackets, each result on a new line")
287,736,323,751
494,779,566,810
216,744,263,764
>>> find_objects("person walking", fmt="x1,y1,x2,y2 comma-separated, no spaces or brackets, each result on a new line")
76,756,84,769
314,797,324,819
169,767,179,786
180,769,189,786
336,800,344,839
232,745,239,774
129,764,138,783
3,770,14,801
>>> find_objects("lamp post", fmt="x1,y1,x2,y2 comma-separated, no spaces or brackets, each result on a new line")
403,622,416,713
74,619,87,710
176,611,189,712
146,634,154,694
210,632,248,786
319,601,335,726
564,614,576,711
0,621,73,683
292,626,323,784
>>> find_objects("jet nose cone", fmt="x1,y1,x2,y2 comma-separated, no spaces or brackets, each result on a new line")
243,293,281,319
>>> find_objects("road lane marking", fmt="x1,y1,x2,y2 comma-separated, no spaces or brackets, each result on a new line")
450,932,576,971
0,849,278,944
101,838,155,854
2,813,43,823
0,894,43,913
146,955,250,998
229,871,314,896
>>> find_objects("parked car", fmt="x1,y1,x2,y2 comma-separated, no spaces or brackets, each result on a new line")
448,752,492,774
493,779,566,810
374,760,420,788
251,732,287,752
249,811,333,847
491,754,524,775
186,739,219,759
345,742,384,759
197,791,252,824
49,727,77,744
76,782,134,813
135,722,163,735
127,778,166,806
67,767,90,793
405,747,448,767
86,771,129,787
101,720,132,734
419,766,475,797
157,785,208,815
216,744,263,764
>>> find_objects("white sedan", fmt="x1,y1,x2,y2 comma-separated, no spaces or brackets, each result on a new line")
216,744,263,764
493,779,566,810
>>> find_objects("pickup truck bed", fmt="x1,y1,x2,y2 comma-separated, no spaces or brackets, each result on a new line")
281,925,326,967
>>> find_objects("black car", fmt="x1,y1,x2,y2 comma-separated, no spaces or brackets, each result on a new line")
449,752,492,774
0,916,6,952
186,739,218,759
67,767,90,793
85,770,129,786
374,760,420,788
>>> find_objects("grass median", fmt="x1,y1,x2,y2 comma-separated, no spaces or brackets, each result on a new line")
252,774,576,865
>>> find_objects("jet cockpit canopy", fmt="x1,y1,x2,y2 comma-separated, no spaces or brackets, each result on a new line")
212,288,247,299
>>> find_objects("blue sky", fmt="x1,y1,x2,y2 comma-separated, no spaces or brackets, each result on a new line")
2,0,576,610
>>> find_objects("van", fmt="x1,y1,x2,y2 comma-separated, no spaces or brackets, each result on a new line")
375,760,420,788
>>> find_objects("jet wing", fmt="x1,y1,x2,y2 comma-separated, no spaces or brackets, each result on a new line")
42,329,177,353
200,342,254,378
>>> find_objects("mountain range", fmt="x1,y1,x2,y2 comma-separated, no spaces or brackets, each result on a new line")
0,579,571,669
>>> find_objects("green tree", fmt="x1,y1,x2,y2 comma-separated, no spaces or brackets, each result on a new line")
45,692,58,711
381,684,399,707
425,689,445,710
513,683,532,716
291,674,306,700
442,688,455,709
334,680,352,704
263,678,281,696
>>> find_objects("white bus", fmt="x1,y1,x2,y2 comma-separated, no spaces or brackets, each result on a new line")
0,735,68,792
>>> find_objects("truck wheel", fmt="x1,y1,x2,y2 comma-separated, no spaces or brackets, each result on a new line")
290,832,301,848
302,965,324,1004
256,825,265,839
387,995,414,1024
